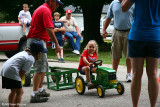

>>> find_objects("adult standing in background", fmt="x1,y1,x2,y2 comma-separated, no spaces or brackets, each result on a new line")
26,0,63,103
60,9,81,55
121,0,160,107
102,0,134,82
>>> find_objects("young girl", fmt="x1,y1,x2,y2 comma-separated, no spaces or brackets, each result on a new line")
0,40,48,107
78,40,100,89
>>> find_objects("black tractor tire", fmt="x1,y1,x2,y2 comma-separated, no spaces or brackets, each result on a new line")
4,40,27,58
19,41,27,52
75,76,86,95
5,51,17,58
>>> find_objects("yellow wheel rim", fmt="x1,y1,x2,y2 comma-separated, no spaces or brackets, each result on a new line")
98,87,102,96
117,84,122,93
76,78,83,93
21,76,25,85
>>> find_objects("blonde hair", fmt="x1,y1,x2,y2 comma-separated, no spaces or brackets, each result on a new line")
54,12,60,16
23,4,28,7
84,40,98,55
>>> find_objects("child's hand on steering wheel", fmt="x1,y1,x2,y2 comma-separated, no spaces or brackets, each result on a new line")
89,63,94,67
92,60,103,67
99,63,102,66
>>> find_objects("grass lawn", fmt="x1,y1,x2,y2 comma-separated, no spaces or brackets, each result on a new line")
47,47,126,66
0,48,155,68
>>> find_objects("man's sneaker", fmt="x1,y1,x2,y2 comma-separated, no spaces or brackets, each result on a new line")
72,50,80,55
30,93,48,103
60,58,65,63
38,89,50,97
126,74,132,82
72,50,77,54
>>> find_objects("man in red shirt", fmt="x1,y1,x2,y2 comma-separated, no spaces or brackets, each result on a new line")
26,0,63,103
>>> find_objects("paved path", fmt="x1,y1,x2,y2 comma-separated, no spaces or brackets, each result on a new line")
0,54,160,107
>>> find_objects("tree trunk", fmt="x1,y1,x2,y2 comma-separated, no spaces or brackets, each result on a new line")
81,3,105,48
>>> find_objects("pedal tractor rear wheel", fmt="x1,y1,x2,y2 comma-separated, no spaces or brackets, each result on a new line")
97,85,105,98
75,76,85,95
117,82,125,95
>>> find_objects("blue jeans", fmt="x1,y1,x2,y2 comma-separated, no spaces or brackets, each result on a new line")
65,31,81,51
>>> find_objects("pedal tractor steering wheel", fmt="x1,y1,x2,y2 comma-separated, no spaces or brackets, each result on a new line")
93,60,102,67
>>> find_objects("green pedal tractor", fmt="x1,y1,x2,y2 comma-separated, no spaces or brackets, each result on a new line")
75,60,125,98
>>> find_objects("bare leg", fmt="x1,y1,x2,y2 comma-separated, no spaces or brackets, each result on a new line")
33,73,42,91
82,67,97,83
23,23,26,33
61,48,63,59
91,68,97,73
126,58,132,73
82,66,91,82
39,72,45,88
56,53,60,59
146,57,159,107
112,59,120,72
14,88,23,107
131,58,144,107
9,89,16,107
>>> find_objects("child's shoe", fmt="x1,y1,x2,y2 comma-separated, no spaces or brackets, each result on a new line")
58,58,61,63
60,58,65,63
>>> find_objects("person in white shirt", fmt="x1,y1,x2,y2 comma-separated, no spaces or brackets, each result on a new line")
0,40,48,107
18,4,32,36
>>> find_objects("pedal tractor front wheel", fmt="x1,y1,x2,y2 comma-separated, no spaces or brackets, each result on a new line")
117,82,125,95
97,85,105,98
75,76,86,95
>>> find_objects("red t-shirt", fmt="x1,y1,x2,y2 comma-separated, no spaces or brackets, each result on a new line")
78,50,97,72
27,3,54,42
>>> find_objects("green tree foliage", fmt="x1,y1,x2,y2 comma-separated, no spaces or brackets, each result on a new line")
0,0,43,22
0,0,112,49
0,0,65,22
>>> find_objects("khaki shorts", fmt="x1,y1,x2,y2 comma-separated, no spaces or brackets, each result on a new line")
27,38,48,73
111,29,130,59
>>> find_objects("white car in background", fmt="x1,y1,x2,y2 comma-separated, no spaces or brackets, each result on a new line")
80,17,114,39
